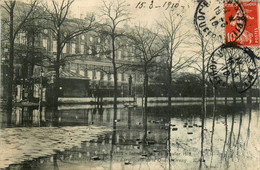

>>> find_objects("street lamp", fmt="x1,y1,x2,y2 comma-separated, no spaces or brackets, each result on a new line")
39,69,44,108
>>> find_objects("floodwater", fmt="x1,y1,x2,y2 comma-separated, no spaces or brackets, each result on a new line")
0,103,259,170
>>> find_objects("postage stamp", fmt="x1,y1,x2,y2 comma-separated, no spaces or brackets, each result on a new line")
194,0,246,43
225,1,260,46
194,0,259,47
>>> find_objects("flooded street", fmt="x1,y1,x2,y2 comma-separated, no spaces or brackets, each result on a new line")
0,103,259,170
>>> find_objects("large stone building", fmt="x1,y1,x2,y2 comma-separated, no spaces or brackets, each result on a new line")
0,5,166,103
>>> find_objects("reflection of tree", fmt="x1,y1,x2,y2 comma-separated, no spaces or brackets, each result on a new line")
221,111,228,162
236,110,243,155
246,106,252,145
127,107,131,130
109,107,117,170
199,107,205,170
210,104,216,167
53,154,59,170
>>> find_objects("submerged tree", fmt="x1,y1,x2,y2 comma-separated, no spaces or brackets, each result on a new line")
1,0,39,109
99,0,130,110
42,0,96,106
129,25,165,135
157,11,193,109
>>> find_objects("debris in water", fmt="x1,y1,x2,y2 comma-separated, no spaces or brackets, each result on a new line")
124,160,131,165
91,156,100,160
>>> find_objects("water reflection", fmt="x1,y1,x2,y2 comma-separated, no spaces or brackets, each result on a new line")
1,103,259,170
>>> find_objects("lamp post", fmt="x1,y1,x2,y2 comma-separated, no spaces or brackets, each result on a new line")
39,69,44,108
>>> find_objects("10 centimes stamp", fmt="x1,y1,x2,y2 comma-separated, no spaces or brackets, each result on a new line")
207,44,258,93
194,0,246,43
225,0,259,46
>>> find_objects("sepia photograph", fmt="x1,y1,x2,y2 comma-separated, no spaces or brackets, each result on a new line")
0,0,259,169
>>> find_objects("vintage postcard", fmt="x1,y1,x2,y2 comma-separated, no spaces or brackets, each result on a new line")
0,0,259,169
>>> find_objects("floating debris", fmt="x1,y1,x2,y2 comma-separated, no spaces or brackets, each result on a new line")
141,154,148,157
188,125,193,128
124,160,131,165
172,128,178,131
187,132,193,135
91,156,100,161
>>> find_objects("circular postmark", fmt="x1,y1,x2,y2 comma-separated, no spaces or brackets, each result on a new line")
207,44,258,93
194,0,246,43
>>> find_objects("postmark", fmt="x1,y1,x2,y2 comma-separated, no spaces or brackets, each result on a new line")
194,0,246,43
207,44,258,93
225,1,259,46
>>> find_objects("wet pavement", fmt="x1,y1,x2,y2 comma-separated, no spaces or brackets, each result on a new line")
0,103,259,170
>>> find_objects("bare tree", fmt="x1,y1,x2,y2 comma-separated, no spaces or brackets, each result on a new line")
99,0,130,110
1,0,39,109
129,25,165,136
157,11,193,108
42,0,96,106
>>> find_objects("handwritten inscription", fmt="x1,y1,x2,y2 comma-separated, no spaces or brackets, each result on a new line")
135,1,181,10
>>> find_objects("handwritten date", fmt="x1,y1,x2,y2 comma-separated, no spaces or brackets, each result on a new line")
135,1,180,10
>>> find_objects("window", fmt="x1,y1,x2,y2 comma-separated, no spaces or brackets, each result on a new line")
43,39,47,49
110,74,114,81
118,73,122,82
71,63,77,73
63,44,67,53
81,35,85,40
118,51,121,59
34,84,40,98
44,29,48,34
88,49,92,55
96,71,101,80
53,41,57,52
79,70,85,76
80,44,84,54
104,73,108,81
87,70,93,79
20,32,26,44
123,74,128,82
71,43,76,54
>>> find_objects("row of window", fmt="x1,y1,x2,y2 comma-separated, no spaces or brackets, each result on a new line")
15,32,135,60
71,68,131,82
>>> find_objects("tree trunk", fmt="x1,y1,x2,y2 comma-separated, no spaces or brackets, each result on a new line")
54,29,61,107
201,36,206,116
7,6,15,110
112,31,117,110
143,66,148,141
167,66,172,109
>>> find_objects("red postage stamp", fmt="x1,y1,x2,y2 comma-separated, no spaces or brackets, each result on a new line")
225,1,259,46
